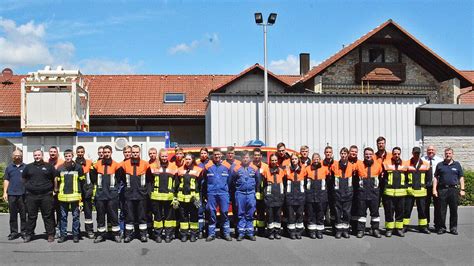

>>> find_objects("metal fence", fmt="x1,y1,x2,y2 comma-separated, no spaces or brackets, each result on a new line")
0,145,15,165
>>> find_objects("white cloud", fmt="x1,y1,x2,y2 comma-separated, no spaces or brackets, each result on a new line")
269,54,319,75
0,17,141,74
77,59,141,74
168,33,220,55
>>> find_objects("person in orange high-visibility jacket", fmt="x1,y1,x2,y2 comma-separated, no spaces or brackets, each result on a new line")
355,147,384,238
251,147,269,236
404,147,431,234
285,154,306,240
148,148,178,243
117,145,150,243
275,142,291,169
304,153,330,239
90,145,122,243
175,153,202,242
263,154,286,240
330,147,355,239
75,146,94,239
382,147,408,237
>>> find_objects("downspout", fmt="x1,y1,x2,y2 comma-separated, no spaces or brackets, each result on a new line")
456,87,473,104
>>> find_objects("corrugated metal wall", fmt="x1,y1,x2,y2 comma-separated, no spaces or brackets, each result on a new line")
206,94,426,159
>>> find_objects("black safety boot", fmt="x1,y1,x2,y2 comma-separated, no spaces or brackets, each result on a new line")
57,236,67,243
356,231,364,238
385,230,392,237
342,230,350,239
316,231,323,239
372,229,381,238
335,230,342,239
94,235,105,243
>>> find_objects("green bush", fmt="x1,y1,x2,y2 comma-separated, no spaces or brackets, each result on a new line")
0,163,7,213
460,170,474,206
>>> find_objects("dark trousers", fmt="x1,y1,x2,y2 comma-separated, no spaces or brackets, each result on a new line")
53,194,60,228
256,199,266,230
383,196,405,230
306,201,328,232
266,206,282,233
350,194,359,232
287,204,304,233
357,198,380,231
404,196,428,228
59,201,80,237
83,197,94,233
150,200,176,236
425,186,434,226
25,192,55,237
335,200,352,231
95,199,119,236
436,187,459,230
125,199,147,235
178,202,199,235
8,195,27,235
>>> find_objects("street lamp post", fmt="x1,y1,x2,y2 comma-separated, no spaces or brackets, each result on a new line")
255,12,277,146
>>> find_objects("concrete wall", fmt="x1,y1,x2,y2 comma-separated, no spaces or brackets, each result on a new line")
224,73,286,94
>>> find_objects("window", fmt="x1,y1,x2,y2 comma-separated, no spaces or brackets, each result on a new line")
369,48,385,63
164,93,185,103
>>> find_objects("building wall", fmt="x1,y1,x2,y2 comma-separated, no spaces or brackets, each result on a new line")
224,73,287,93
422,126,474,170
207,94,426,159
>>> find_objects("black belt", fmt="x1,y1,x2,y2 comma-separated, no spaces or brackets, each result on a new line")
438,184,458,189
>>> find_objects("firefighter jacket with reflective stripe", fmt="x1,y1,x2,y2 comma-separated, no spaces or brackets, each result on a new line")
251,162,268,200
91,159,121,200
330,160,355,202
56,163,85,202
304,164,330,203
383,159,408,197
76,158,94,199
355,160,383,200
374,151,392,167
406,158,430,197
176,165,202,202
149,162,177,201
203,161,231,195
285,165,306,205
348,159,361,189
263,166,285,207
232,163,259,195
120,159,149,200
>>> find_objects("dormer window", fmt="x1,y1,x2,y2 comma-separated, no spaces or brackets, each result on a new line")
369,48,385,63
164,93,185,103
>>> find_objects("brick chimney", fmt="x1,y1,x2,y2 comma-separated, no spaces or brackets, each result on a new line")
300,53,310,76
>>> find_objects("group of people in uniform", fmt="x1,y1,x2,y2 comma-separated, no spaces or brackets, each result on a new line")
2,136,466,243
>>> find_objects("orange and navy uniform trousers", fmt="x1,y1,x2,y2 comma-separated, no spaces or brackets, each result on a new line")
90,158,122,237
76,158,94,234
175,165,202,237
285,164,306,236
330,160,355,234
304,163,330,233
404,158,430,229
355,160,383,232
252,161,268,233
119,158,150,238
382,158,408,232
149,161,177,239
263,165,285,235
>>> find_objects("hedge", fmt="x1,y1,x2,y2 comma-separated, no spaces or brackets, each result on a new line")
0,165,473,213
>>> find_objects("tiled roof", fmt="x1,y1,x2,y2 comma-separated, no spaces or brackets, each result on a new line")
459,71,474,104
0,75,25,117
296,19,472,88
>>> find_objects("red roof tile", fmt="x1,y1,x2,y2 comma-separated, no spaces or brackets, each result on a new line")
296,19,472,88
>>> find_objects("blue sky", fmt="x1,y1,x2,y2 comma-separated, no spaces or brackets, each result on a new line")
0,0,472,75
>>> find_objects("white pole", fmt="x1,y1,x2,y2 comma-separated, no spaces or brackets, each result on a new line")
263,24,269,146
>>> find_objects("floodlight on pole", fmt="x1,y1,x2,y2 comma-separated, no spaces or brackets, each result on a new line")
255,12,277,146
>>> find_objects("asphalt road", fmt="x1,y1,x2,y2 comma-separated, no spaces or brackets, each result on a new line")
0,207,472,265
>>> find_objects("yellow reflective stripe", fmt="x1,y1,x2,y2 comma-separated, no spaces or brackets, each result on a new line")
256,220,265,227
253,220,257,227
180,222,190,230
150,193,174,201
58,193,82,202
153,220,163,229
384,189,407,197
395,221,404,229
255,192,263,200
190,222,199,230
419,219,428,226
403,218,410,226
164,220,176,228
73,173,78,195
190,178,195,190
168,177,173,191
385,222,395,229
177,192,198,202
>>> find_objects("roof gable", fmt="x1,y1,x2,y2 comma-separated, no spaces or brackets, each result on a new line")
297,19,472,88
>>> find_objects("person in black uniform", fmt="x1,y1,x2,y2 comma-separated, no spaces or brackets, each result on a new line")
433,148,465,235
22,149,56,242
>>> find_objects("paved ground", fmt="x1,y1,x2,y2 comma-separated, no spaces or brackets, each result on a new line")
0,207,472,265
